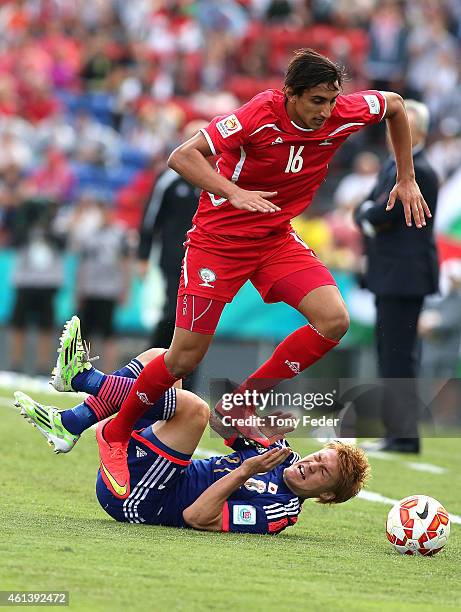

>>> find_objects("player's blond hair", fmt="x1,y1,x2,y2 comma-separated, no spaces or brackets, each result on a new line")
317,441,370,505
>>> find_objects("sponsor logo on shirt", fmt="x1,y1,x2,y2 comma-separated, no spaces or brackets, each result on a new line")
136,446,148,458
363,94,381,115
233,505,257,525
216,114,242,138
271,136,284,145
198,268,217,288
319,139,333,146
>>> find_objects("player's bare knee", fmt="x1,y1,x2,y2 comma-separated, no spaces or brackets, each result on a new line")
165,349,204,378
314,309,350,341
327,310,350,340
136,348,167,366
191,397,210,427
175,391,209,425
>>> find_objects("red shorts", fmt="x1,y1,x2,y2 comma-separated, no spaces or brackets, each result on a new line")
177,229,336,304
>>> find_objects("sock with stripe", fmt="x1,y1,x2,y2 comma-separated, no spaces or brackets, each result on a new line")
112,358,144,380
71,358,143,395
103,353,178,444
61,359,145,435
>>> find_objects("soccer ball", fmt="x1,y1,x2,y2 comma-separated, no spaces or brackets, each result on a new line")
386,495,450,556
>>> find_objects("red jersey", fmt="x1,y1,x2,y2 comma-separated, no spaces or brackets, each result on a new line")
192,88,386,240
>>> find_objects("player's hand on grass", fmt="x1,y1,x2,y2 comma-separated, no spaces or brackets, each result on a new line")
386,178,431,228
241,447,291,477
228,187,280,213
259,410,296,440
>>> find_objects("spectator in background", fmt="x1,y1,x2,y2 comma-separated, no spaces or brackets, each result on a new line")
138,120,206,383
355,100,439,454
0,162,30,246
324,151,380,271
26,146,75,203
418,259,461,430
333,152,380,211
419,259,461,379
426,117,461,183
0,129,33,172
365,0,408,92
9,197,65,375
406,5,458,116
71,197,134,373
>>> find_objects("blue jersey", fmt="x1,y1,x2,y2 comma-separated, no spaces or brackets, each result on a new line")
96,429,303,535
158,440,303,534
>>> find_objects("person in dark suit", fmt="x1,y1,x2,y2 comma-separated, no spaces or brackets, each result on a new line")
354,100,439,453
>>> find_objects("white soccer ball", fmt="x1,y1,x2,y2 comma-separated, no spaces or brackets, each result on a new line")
386,495,450,556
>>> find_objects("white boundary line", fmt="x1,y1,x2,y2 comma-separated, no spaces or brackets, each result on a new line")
2,380,460,526
359,490,461,525
366,450,448,474
193,447,461,526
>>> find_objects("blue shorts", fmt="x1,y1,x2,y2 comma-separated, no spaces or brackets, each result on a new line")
96,425,192,524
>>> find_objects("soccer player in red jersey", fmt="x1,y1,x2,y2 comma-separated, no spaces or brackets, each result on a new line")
93,48,431,498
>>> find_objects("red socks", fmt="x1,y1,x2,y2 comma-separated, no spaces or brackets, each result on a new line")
104,353,178,443
238,324,338,394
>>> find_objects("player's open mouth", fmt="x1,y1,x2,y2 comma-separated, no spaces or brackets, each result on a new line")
297,464,305,480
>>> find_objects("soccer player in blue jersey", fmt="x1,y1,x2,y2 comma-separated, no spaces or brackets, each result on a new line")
16,316,370,534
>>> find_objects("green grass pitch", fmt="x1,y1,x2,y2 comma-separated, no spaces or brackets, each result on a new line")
0,384,460,611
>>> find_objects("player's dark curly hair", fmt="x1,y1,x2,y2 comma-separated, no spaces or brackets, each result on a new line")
284,48,346,97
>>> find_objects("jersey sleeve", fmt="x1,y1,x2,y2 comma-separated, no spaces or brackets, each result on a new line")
337,90,387,125
201,91,274,156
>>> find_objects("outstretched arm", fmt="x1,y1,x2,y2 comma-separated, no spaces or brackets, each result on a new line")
382,92,432,228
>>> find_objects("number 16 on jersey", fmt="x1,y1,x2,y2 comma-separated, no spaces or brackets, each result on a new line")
284,146,305,174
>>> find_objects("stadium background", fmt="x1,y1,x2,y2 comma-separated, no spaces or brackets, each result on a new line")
0,0,461,379
0,3,461,611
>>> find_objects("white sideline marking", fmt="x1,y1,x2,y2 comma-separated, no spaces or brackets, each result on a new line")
0,397,17,409
194,445,461,525
366,451,447,474
2,403,460,526
406,462,447,475
0,370,85,398
359,490,461,525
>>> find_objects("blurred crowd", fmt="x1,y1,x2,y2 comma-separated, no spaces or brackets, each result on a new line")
0,0,461,372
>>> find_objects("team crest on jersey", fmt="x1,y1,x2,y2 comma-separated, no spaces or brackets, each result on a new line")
216,114,242,138
244,478,266,494
198,268,217,288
